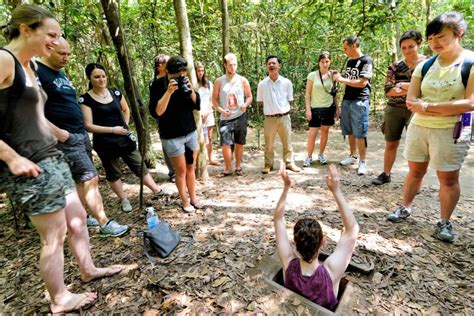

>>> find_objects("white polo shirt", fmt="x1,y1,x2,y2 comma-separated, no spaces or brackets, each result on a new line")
257,75,293,115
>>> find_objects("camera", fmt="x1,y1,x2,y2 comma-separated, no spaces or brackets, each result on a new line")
175,76,192,96
330,86,339,97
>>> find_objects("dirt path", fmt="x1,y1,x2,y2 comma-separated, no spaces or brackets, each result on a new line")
0,128,472,314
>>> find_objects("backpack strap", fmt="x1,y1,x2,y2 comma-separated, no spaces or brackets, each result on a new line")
460,54,474,88
421,55,438,81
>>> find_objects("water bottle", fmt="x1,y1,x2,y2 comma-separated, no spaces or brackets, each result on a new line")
146,207,159,230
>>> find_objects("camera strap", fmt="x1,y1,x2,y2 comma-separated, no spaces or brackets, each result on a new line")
318,70,335,96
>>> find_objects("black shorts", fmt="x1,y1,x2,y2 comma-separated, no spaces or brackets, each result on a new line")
219,113,247,146
309,106,335,128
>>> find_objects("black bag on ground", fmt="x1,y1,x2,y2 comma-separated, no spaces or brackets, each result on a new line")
143,221,181,258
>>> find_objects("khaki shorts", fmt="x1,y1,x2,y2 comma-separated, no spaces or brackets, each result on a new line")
381,106,412,142
0,156,75,216
404,123,470,171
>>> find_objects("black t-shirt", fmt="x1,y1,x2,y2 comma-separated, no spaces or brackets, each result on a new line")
148,77,200,139
343,55,373,100
37,62,84,134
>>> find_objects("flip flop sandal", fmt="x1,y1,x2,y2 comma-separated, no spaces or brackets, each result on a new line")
218,171,232,178
235,168,243,176
191,201,204,209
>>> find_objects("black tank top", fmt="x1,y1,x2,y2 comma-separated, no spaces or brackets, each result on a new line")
0,48,59,164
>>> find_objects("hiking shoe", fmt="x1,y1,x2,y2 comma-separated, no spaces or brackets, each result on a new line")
262,165,273,174
121,198,133,213
86,215,100,228
357,161,368,175
372,172,391,185
435,220,455,243
100,220,129,237
302,156,313,167
286,163,301,172
387,206,411,223
340,155,359,166
318,154,328,165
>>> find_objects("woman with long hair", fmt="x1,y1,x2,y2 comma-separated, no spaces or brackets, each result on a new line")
303,52,339,167
387,12,474,242
273,163,359,311
0,5,122,313
80,63,165,212
195,61,220,165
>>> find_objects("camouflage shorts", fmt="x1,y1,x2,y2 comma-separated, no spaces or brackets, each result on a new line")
0,155,75,216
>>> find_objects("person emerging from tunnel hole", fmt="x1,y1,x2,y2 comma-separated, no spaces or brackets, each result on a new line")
273,162,359,311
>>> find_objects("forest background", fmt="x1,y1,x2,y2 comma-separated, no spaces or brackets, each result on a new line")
1,0,473,132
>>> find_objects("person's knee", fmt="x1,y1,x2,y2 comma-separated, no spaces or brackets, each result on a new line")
385,141,399,151
438,174,459,187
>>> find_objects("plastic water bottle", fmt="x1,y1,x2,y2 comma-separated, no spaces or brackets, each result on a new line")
146,207,159,229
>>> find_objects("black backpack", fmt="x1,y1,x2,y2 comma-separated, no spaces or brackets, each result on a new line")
421,53,473,88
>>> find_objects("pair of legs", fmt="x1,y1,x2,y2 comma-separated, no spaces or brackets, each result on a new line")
76,176,109,226
347,134,367,161
109,174,161,200
264,115,294,167
340,99,369,161
401,161,460,220
306,125,330,158
206,125,219,165
222,143,244,173
31,192,122,313
170,150,200,209
219,114,247,174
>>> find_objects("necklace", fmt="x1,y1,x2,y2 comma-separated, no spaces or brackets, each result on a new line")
92,89,108,99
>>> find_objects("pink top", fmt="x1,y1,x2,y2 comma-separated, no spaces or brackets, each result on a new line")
284,258,338,311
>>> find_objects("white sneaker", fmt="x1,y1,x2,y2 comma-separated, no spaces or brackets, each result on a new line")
303,156,313,167
340,155,359,166
357,161,368,175
121,198,133,213
318,154,327,165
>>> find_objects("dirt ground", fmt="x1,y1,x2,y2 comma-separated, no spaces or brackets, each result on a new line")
0,127,473,315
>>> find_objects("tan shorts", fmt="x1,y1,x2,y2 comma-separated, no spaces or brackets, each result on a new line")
404,123,470,171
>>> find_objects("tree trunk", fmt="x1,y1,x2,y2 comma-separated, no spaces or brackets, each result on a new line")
100,0,149,208
173,0,208,181
220,0,230,59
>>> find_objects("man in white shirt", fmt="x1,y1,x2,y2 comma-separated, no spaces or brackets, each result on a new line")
257,56,300,174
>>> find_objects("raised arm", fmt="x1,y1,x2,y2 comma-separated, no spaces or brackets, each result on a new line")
324,165,359,282
273,161,296,271
155,79,178,116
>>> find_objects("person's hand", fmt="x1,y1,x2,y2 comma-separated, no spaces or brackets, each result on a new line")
57,129,70,143
112,126,128,135
305,109,312,121
279,160,294,188
6,155,42,177
326,164,340,193
167,79,179,95
406,99,426,114
221,109,231,117
240,103,249,112
332,71,342,82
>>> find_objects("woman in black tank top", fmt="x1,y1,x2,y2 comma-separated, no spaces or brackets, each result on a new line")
80,63,165,211
0,4,121,314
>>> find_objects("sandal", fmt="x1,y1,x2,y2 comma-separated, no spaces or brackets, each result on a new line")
191,201,203,209
235,168,243,176
218,171,232,178
181,205,196,213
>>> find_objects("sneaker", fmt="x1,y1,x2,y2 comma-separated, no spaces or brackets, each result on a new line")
340,155,359,166
302,156,313,167
100,220,129,237
86,215,100,228
318,154,327,165
435,220,455,243
121,198,133,213
357,161,368,175
262,165,273,174
372,172,391,185
387,206,411,223
286,163,301,172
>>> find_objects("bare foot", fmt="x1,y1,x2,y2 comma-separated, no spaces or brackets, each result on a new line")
209,160,220,166
50,292,97,314
81,265,124,283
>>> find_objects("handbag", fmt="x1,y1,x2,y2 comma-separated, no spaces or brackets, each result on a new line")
141,221,193,264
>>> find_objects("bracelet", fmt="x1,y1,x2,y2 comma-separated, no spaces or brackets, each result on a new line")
421,102,429,112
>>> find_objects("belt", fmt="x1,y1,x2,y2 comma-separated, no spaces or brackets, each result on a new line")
265,111,290,118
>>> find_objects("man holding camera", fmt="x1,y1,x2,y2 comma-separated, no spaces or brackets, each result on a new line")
333,36,373,175
149,56,201,213
37,38,129,237
257,55,300,174
212,53,253,177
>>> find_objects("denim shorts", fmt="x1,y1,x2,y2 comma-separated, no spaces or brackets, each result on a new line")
340,99,369,138
162,130,199,158
56,132,98,182
0,156,75,216
219,112,247,146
